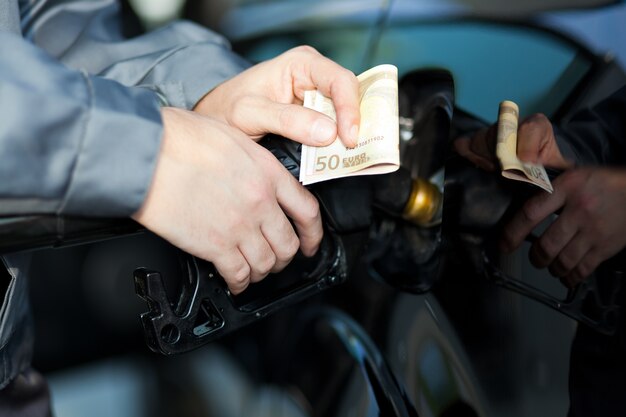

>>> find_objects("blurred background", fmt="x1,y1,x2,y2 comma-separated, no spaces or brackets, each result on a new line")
27,0,626,416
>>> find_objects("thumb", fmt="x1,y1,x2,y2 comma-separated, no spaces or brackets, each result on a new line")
231,96,338,146
517,114,554,165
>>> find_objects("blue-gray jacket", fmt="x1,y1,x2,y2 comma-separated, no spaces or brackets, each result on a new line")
0,0,248,388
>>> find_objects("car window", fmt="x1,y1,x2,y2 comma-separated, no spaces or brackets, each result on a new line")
235,20,594,121
371,21,593,120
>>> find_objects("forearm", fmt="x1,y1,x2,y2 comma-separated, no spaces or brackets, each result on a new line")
555,85,626,166
0,32,163,217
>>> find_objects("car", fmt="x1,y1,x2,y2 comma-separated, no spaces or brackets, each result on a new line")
4,1,625,416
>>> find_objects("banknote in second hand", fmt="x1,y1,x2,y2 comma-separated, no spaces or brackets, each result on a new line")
496,100,554,193
299,64,400,186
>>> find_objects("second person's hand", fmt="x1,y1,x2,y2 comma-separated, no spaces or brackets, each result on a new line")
454,113,573,171
501,167,626,288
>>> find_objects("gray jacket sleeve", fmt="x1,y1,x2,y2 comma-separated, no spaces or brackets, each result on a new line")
1,0,251,217
22,0,251,109
0,31,163,217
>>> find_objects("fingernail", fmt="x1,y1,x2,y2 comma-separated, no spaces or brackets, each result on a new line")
349,124,359,147
311,117,336,145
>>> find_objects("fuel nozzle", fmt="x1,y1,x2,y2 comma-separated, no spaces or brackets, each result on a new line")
366,167,444,294
402,177,443,227
371,167,442,227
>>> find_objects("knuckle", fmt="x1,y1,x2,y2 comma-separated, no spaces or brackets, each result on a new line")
575,262,593,280
300,196,321,226
277,234,300,262
292,45,319,56
274,229,300,263
557,252,576,271
229,264,251,291
224,213,246,235
244,185,272,211
208,235,229,254
286,234,301,257
518,114,551,143
340,68,358,84
257,145,281,166
525,113,549,127
327,68,358,97
521,200,543,223
572,192,599,217
517,120,533,136
228,95,254,126
257,252,277,276
537,234,559,259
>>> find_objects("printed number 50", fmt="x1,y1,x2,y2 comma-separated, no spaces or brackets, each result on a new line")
316,155,340,171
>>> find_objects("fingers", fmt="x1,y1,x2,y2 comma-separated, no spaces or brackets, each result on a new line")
453,126,498,171
547,231,588,277
217,154,321,293
261,212,300,273
528,208,579,269
506,169,617,288
473,124,497,160
516,114,550,164
513,190,591,286
288,46,360,147
565,249,605,287
198,45,359,147
501,185,567,253
516,113,573,169
230,96,338,145
499,167,626,291
455,113,571,173
211,187,305,293
215,145,321,292
273,168,323,257
238,230,277,284
212,250,252,295
454,131,496,171
236,171,320,289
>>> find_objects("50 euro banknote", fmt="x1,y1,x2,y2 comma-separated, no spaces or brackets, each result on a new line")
299,64,400,185
496,100,554,193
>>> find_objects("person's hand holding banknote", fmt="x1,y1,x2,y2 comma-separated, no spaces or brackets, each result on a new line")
496,101,554,193
300,64,400,185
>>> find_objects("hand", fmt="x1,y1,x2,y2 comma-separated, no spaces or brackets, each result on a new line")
194,46,361,148
132,108,322,294
500,167,626,287
454,113,573,171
